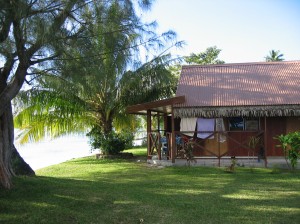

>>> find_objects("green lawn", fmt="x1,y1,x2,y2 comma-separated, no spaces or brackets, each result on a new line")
1,148,300,224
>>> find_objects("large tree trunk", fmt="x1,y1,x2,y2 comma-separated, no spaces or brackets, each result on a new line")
0,62,30,188
11,144,35,176
0,102,35,189
0,0,78,189
0,103,15,189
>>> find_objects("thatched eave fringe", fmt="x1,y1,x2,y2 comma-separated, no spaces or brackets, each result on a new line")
173,105,300,118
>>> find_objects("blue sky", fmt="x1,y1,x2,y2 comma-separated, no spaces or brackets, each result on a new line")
143,0,300,63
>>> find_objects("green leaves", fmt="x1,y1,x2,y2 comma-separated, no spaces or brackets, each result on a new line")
119,54,177,106
265,50,284,62
13,0,179,145
184,46,225,65
275,132,300,169
14,88,90,144
87,128,134,155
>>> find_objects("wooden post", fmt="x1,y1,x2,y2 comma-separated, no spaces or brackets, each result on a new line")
157,112,161,160
171,106,176,163
163,113,169,159
157,113,160,132
163,113,168,135
264,116,268,168
218,131,221,167
147,110,152,159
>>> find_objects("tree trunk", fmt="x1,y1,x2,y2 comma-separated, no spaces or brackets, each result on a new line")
0,103,15,189
0,101,35,189
11,144,35,176
101,113,114,136
103,121,113,136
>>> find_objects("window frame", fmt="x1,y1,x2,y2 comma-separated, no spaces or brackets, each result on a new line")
229,117,260,131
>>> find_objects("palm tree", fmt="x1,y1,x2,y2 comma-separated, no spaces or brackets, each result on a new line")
265,50,284,62
14,1,178,147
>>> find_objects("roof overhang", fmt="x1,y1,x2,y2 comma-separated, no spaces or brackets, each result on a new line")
173,104,300,118
126,95,185,115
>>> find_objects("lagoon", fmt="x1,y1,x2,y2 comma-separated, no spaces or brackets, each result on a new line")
16,135,93,170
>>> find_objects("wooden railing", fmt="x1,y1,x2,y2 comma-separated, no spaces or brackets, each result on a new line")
147,131,171,160
147,130,265,165
176,131,264,157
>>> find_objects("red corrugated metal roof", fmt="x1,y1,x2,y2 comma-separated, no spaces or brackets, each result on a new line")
175,61,300,108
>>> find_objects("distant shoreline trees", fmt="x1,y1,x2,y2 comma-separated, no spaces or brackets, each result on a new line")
168,46,225,78
184,46,225,65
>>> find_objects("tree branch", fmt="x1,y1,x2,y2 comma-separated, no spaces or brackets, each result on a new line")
0,1,79,117
26,0,78,58
0,2,13,43
30,54,60,65
0,67,27,117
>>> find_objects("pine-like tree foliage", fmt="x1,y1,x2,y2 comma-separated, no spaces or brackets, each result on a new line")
14,0,180,144
1,0,94,188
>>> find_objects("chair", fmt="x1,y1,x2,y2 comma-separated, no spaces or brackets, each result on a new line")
161,137,168,157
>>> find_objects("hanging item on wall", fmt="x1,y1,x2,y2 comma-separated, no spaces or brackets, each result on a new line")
197,118,215,139
216,118,226,142
180,117,197,137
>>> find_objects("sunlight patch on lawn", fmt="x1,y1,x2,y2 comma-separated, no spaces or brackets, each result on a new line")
114,200,140,205
87,196,104,203
30,202,56,208
222,193,269,200
242,205,300,213
154,188,212,196
54,194,80,201
125,148,147,156
37,160,134,178
223,189,300,200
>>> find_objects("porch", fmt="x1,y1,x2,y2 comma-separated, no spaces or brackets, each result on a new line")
147,129,267,168
127,96,272,167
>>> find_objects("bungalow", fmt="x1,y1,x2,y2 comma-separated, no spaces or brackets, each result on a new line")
127,61,300,167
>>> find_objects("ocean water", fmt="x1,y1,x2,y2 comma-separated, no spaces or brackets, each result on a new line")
16,135,94,170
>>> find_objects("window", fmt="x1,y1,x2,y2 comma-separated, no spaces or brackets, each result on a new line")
245,118,259,131
229,117,244,131
229,117,259,131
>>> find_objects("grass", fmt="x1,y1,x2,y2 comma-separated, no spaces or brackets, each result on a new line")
1,148,300,224
125,147,148,157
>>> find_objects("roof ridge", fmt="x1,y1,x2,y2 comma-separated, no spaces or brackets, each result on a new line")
181,60,300,68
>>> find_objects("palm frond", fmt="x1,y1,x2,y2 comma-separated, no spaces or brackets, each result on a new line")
14,86,93,143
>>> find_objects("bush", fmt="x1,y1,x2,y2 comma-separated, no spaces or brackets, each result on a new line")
275,132,300,170
120,131,135,149
87,128,134,155
100,132,126,155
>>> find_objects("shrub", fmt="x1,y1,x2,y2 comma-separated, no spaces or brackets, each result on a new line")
100,132,126,155
87,128,134,155
120,131,135,149
275,132,300,170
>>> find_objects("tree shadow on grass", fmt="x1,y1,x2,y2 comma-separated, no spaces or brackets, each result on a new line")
1,161,299,224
